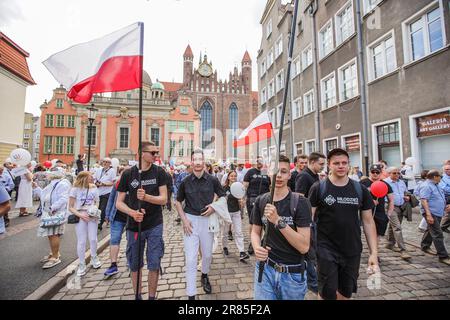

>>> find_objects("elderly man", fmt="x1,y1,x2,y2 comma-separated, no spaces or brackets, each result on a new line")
439,163,450,233
384,167,411,260
95,158,116,230
420,170,450,265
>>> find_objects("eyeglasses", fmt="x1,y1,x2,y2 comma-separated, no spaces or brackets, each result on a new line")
371,171,381,175
143,151,159,156
391,172,400,175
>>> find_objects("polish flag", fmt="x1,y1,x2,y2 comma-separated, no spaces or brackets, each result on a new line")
43,22,143,104
233,111,274,148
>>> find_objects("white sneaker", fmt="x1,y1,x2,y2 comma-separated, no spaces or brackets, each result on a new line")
91,256,102,269
42,258,61,269
77,262,87,277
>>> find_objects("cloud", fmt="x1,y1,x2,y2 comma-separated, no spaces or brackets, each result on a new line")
0,0,24,28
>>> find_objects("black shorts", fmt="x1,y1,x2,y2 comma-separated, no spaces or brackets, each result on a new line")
246,197,257,220
316,246,361,300
373,213,389,237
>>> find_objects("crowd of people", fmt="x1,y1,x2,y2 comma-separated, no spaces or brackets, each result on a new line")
0,145,449,301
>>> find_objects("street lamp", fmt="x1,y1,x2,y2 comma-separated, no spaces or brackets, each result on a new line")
87,104,98,171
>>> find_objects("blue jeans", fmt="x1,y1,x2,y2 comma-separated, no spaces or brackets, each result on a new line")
306,222,318,293
110,220,127,246
253,262,308,300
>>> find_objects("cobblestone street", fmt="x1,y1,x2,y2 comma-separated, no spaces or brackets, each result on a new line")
52,210,450,300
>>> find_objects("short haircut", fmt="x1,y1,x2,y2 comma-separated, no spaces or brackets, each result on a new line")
294,154,308,163
309,152,326,163
427,170,441,179
327,148,349,161
191,148,204,159
379,160,388,166
420,169,429,180
141,141,156,150
279,155,290,165
387,167,399,173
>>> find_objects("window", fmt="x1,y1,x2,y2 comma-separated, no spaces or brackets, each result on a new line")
405,6,444,63
363,0,382,14
23,133,30,139
268,109,276,129
67,115,75,128
151,128,160,146
169,140,176,157
260,58,267,77
295,142,304,156
187,122,194,133
376,122,401,166
24,123,31,130
306,140,316,154
261,87,267,105
178,138,184,157
302,45,313,70
268,79,275,99
23,142,29,149
368,32,397,80
187,140,194,157
45,114,54,127
266,19,272,39
292,56,301,78
178,121,187,131
66,137,74,154
335,1,354,46
56,99,63,108
86,126,96,146
377,122,400,144
56,115,65,127
319,20,334,59
44,136,53,153
200,101,213,149
126,93,132,100
168,120,177,132
338,59,358,102
276,70,284,93
229,103,239,158
304,90,315,115
275,35,283,58
292,98,302,119
180,106,189,114
55,136,64,154
276,105,283,128
324,138,338,154
119,127,129,148
267,48,274,68
321,72,336,109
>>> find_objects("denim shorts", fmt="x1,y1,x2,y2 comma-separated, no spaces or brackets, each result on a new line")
126,224,164,272
110,220,127,246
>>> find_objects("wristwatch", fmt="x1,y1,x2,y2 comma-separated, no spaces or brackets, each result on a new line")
275,218,287,230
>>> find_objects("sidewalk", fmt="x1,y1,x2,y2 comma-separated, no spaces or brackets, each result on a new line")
51,211,450,300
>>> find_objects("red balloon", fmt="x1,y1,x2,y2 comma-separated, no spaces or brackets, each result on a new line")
290,163,295,170
371,181,388,198
44,161,52,169
244,162,252,169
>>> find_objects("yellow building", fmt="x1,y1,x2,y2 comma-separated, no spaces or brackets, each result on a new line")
0,32,36,162
22,112,34,156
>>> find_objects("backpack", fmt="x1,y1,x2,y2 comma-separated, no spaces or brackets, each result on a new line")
319,178,363,208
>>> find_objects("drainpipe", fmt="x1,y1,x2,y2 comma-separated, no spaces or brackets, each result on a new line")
309,0,320,152
288,14,296,161
355,0,370,174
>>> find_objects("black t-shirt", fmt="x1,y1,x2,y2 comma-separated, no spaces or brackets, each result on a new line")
176,172,226,216
76,159,84,172
117,165,167,231
360,179,392,218
309,179,374,257
244,168,271,198
289,170,299,191
250,191,312,265
225,186,240,213
295,167,319,197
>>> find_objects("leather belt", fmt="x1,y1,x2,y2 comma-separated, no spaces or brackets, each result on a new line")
266,258,305,274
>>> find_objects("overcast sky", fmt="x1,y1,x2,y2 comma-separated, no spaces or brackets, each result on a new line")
0,0,267,116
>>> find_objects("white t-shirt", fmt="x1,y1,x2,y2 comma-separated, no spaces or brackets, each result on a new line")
70,187,99,210
94,167,116,196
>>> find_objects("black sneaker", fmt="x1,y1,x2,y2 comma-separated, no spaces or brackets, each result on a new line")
201,276,212,294
188,295,196,300
239,252,250,261
228,231,233,241
223,247,229,256
248,243,254,255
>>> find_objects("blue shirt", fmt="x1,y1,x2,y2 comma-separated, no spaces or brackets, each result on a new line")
439,173,450,197
0,171,15,192
419,180,446,217
384,177,408,206
0,185,11,203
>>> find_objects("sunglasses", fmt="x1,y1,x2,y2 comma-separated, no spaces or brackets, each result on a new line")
143,151,159,156
371,171,381,174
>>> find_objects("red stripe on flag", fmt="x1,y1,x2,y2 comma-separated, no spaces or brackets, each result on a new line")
233,122,273,148
68,55,142,104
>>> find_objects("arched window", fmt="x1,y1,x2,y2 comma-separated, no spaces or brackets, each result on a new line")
200,101,213,149
229,103,239,158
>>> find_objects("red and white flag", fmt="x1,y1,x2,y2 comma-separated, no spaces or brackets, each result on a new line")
43,22,143,104
233,110,274,148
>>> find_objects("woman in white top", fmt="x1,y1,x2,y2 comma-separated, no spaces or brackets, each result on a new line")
69,171,102,277
349,166,360,182
33,169,71,269
16,163,34,216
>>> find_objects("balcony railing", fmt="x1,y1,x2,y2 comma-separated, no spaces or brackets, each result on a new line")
91,96,171,106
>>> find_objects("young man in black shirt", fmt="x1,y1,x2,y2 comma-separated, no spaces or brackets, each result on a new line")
251,155,311,300
175,149,226,300
116,141,168,300
309,148,378,300
244,156,271,255
289,154,308,191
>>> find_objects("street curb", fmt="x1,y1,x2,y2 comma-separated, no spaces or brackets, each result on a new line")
24,234,111,300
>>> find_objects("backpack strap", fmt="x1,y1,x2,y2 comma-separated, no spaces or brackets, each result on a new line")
319,179,327,200
258,193,272,216
290,192,300,217
350,179,363,208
